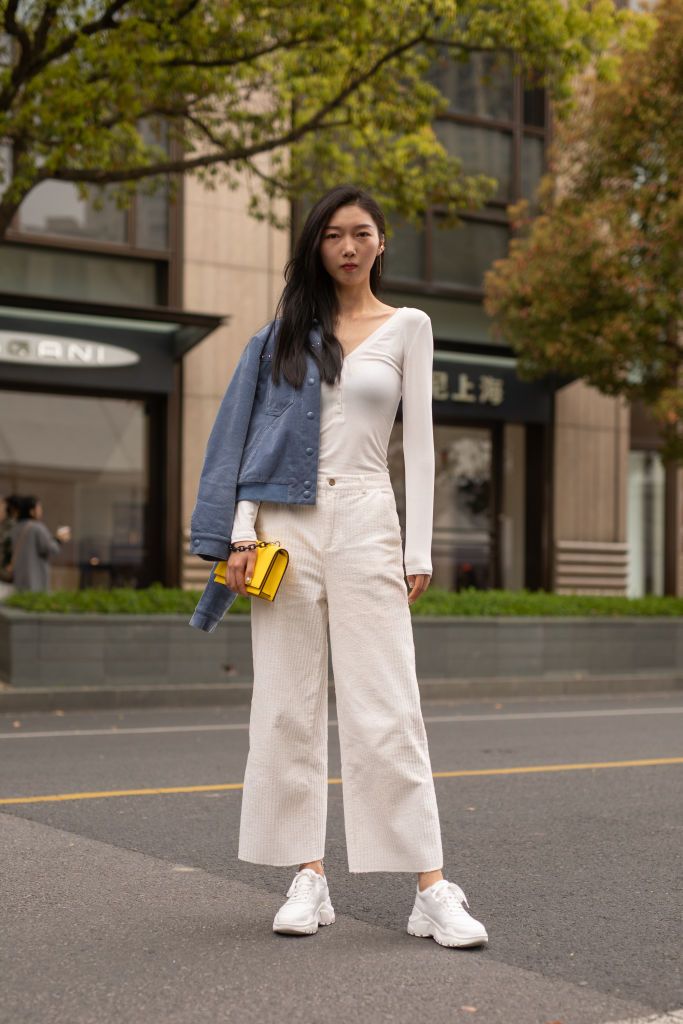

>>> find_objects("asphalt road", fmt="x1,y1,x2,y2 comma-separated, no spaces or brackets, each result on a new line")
2,691,682,1024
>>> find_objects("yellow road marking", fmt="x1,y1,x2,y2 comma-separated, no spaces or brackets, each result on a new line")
1,756,681,806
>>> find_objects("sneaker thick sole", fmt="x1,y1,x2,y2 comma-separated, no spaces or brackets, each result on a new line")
407,909,488,948
273,899,335,936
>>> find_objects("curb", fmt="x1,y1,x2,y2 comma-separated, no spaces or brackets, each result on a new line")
1,672,682,713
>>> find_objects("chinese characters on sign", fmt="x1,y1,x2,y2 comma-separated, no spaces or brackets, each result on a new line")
433,370,505,407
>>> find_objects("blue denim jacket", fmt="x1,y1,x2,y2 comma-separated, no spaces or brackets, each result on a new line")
188,318,323,632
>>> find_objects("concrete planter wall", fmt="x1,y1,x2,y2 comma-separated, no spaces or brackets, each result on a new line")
0,607,253,688
2,607,683,694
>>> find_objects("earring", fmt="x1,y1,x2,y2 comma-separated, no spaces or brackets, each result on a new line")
377,249,384,277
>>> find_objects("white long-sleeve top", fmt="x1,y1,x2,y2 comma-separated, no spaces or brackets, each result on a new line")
231,306,435,575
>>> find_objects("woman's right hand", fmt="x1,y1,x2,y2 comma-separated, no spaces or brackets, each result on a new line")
226,540,259,596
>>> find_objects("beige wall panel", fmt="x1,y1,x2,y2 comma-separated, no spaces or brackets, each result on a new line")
186,198,279,272
554,425,619,539
554,381,629,543
555,378,623,431
553,380,630,593
183,324,235,399
184,266,284,399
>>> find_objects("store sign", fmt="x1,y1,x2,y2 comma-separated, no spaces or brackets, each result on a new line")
432,355,553,423
433,368,505,407
0,331,140,368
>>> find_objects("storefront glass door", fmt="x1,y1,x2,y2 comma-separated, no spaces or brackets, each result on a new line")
388,422,496,590
627,450,665,596
432,425,494,590
0,390,150,589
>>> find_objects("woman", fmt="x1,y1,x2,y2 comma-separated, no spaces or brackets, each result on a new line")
217,185,487,947
10,496,71,592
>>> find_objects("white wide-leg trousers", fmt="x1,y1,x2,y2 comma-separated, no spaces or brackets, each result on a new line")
237,471,444,873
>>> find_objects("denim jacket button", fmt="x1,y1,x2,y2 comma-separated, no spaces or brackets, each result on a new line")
303,490,311,498
306,411,314,419
305,447,313,454
304,480,311,487
308,377,315,385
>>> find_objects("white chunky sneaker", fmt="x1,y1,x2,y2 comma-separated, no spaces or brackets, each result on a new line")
407,879,488,948
272,868,336,936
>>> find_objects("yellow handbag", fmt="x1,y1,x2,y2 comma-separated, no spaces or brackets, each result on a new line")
214,540,289,601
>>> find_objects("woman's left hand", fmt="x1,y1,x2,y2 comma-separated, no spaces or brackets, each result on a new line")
406,573,430,605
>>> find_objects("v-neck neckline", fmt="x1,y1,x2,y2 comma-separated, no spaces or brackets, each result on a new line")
340,306,405,360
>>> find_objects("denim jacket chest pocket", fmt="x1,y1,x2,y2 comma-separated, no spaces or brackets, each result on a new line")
238,353,295,478
262,353,295,416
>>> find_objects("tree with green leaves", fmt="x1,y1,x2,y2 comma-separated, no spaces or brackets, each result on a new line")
484,0,683,462
0,0,636,239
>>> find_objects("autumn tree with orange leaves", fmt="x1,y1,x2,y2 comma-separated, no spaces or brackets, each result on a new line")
484,0,683,462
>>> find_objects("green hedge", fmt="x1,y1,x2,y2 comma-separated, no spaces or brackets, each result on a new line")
2,584,683,617
1,584,249,616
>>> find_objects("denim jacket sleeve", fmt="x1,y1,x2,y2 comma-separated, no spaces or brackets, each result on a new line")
187,327,269,634
190,331,264,562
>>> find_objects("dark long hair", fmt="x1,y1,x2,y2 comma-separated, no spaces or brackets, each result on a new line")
16,495,39,520
271,185,386,389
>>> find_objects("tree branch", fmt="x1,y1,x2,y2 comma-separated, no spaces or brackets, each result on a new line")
162,33,319,69
3,0,32,80
0,0,136,111
3,0,30,53
48,30,431,186
423,37,515,55
33,2,61,56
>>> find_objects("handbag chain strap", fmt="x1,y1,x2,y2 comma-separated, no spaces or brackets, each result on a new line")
229,539,280,552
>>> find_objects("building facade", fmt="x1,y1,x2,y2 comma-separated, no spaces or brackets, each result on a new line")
1,47,681,597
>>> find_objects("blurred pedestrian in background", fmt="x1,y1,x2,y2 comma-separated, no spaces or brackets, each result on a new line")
10,496,71,593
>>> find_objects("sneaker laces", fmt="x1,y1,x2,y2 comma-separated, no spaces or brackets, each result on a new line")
431,880,470,912
285,870,319,902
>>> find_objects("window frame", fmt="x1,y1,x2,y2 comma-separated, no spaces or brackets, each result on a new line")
2,132,185,307
381,61,550,301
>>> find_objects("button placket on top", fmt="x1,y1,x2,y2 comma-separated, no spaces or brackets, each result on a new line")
337,361,346,414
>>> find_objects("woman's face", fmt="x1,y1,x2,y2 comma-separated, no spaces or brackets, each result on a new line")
31,502,43,519
319,203,384,288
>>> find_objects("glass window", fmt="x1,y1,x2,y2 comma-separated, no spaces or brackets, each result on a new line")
431,218,509,289
430,51,514,122
0,391,150,590
0,244,160,305
521,135,545,204
385,217,425,282
435,121,512,200
627,450,665,596
136,118,170,250
136,186,169,251
523,87,546,128
18,180,128,243
381,292,499,345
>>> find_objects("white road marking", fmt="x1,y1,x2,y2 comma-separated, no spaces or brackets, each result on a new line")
1,705,683,739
